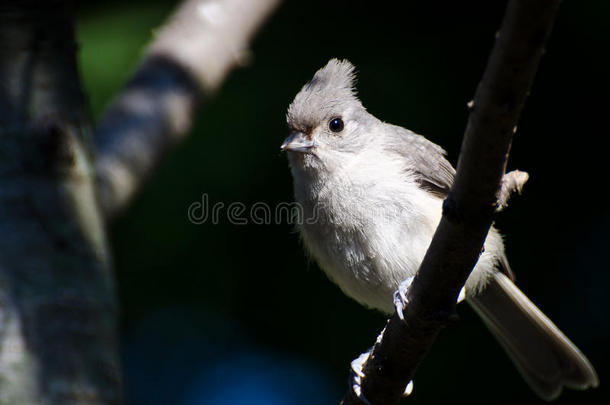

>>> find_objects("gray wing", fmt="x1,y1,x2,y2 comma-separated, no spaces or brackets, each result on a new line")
383,124,455,198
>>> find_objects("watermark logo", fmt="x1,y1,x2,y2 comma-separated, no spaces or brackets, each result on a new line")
187,193,318,225
187,193,404,226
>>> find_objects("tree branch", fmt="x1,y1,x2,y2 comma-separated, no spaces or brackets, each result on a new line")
341,1,560,404
0,2,120,403
93,0,282,220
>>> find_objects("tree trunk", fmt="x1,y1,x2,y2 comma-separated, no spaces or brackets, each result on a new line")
0,2,120,404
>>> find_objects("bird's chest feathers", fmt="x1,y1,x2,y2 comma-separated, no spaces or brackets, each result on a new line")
295,159,438,310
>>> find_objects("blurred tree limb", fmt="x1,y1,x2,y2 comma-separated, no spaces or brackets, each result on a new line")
341,1,560,404
0,0,280,403
94,0,282,220
0,2,119,404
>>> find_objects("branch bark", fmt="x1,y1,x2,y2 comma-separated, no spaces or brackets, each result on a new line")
0,2,120,404
93,0,282,220
341,1,560,404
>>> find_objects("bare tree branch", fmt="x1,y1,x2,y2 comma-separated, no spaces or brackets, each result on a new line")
0,2,120,403
341,1,560,404
94,0,282,220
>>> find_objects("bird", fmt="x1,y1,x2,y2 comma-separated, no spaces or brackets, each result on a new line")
281,58,598,400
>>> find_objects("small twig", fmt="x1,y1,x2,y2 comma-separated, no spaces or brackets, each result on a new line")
94,0,282,220
497,169,529,211
340,1,560,404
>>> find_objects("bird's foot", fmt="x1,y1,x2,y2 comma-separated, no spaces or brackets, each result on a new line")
350,347,413,402
393,276,415,321
394,277,466,322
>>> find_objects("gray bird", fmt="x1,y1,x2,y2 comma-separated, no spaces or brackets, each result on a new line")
281,58,598,400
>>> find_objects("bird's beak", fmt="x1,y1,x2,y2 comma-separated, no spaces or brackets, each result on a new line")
281,132,314,153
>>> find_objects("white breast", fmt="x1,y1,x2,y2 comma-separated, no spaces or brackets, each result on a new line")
293,146,503,313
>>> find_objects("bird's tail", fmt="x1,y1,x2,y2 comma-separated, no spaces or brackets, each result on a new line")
468,272,598,400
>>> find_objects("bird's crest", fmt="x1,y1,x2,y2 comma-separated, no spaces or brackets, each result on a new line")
287,59,361,131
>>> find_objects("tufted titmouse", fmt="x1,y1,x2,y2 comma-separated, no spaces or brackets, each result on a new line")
281,59,598,400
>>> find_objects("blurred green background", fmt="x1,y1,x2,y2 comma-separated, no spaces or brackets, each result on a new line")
76,1,609,404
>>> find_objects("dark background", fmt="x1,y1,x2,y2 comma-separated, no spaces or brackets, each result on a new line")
76,1,609,404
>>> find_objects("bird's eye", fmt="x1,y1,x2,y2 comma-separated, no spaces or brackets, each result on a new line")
328,117,344,133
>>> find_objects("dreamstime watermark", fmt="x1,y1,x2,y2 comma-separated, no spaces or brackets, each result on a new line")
187,193,319,225
187,193,406,226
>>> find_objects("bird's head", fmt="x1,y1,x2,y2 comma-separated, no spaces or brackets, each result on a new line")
282,59,375,174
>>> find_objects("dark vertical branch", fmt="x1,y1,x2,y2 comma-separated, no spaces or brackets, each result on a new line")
0,2,120,404
341,1,561,404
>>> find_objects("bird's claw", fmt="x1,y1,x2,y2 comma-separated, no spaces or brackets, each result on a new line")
350,348,413,402
394,276,465,322
350,350,373,405
393,276,415,321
